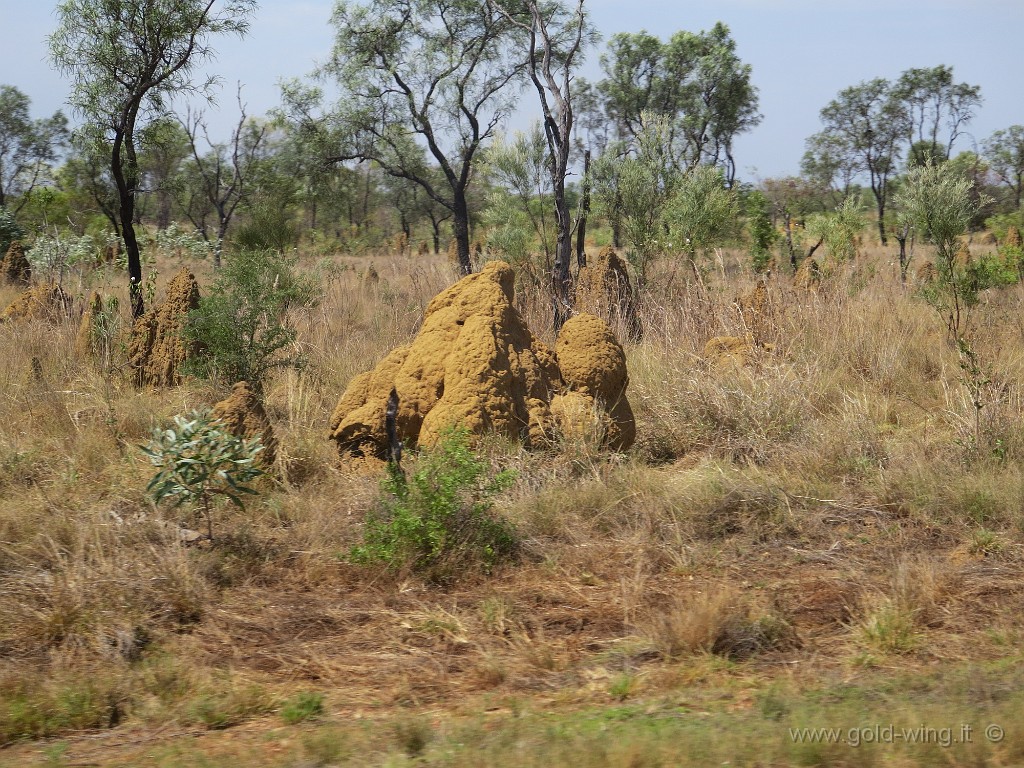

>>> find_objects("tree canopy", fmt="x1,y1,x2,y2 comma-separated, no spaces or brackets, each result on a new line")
49,0,256,315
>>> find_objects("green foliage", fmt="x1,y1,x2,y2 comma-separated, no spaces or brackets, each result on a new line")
664,165,738,260
805,195,865,262
967,251,1019,291
232,200,298,253
482,189,541,285
280,691,325,725
596,24,761,173
186,681,275,730
984,210,1024,242
350,429,518,584
26,232,99,282
0,675,125,744
153,222,214,260
981,124,1024,208
591,114,682,285
483,124,556,282
897,161,989,337
141,408,266,541
0,85,69,216
745,190,778,272
186,249,316,388
0,207,25,255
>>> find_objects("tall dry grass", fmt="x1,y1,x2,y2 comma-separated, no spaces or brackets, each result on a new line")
1,241,1023,760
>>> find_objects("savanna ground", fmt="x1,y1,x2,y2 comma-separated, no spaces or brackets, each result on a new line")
2,236,1024,767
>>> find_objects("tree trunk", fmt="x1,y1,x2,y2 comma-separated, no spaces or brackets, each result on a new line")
552,184,572,333
575,149,590,270
783,211,796,270
111,131,144,319
876,192,888,246
431,216,441,254
157,190,172,229
896,222,910,282
452,190,472,275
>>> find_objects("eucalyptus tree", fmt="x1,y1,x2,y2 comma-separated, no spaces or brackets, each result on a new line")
0,85,69,214
174,90,269,266
896,161,987,339
799,131,859,208
983,125,1024,210
295,0,528,276
61,127,122,236
48,0,256,317
137,117,191,229
489,0,594,332
806,78,908,245
594,23,760,183
894,65,981,165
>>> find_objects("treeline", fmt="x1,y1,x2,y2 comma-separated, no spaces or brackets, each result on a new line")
1,0,1023,327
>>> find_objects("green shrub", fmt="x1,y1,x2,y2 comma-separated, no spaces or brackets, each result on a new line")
967,251,1019,290
280,691,325,724
350,429,518,583
185,249,317,388
746,190,778,273
232,203,298,253
142,409,266,541
186,682,275,730
0,206,24,256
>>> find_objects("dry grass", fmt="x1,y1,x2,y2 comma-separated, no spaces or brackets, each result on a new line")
2,243,1024,765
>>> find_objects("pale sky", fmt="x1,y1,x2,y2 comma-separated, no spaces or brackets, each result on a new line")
1,0,1021,181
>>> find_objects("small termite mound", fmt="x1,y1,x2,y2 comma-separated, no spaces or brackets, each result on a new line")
126,267,201,387
212,381,278,467
1,283,72,324
1,241,31,287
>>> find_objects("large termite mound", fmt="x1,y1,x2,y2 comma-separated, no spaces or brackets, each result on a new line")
127,267,201,387
574,246,639,339
329,261,636,462
1,283,72,323
1,241,31,286
212,381,278,466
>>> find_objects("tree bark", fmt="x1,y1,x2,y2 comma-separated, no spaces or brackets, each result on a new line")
452,189,472,275
877,197,888,246
783,211,796,270
552,183,572,332
111,128,144,319
575,148,590,270
896,222,910,282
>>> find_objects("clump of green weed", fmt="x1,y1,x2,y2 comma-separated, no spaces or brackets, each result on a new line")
142,408,266,541
350,428,518,584
186,680,275,730
0,670,127,744
859,599,918,654
280,691,325,724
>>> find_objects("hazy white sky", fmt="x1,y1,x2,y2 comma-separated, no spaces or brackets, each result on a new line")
1,0,1021,180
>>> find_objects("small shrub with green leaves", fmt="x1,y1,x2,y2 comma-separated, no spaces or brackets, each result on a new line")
142,409,266,541
280,691,325,724
26,232,97,283
153,222,214,260
350,429,518,583
185,249,317,388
